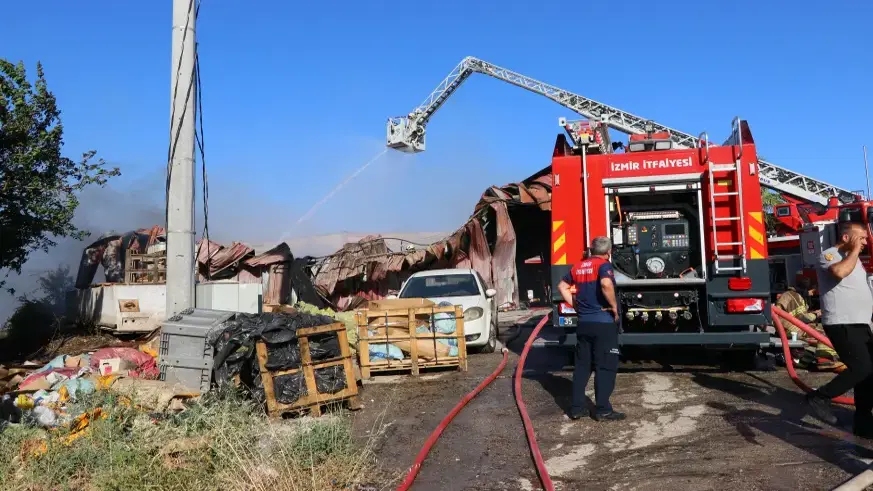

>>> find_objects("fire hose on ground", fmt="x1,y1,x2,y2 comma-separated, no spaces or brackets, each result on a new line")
395,347,510,491
399,307,861,491
771,306,873,491
397,314,554,491
771,305,854,406
514,314,556,491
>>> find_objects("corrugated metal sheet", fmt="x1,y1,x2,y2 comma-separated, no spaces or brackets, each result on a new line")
465,219,492,287
245,242,293,267
490,201,518,307
314,234,391,296
75,226,300,306
263,263,287,304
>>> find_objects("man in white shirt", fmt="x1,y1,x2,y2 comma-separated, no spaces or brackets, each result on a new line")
806,221,873,437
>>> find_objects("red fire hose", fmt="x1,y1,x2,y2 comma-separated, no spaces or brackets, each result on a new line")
397,307,854,490
514,314,556,491
396,347,510,491
771,306,854,406
397,313,555,491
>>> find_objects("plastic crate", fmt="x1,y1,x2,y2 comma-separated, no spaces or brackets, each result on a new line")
159,308,235,393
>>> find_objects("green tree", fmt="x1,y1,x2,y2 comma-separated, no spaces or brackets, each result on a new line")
761,189,785,236
0,60,120,292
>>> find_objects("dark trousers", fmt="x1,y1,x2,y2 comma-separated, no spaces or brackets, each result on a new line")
818,323,873,424
571,321,620,416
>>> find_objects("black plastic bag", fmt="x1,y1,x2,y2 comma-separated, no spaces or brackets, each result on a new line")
265,342,302,370
314,365,347,394
272,366,346,405
308,333,341,362
273,372,307,404
209,310,345,405
264,334,341,371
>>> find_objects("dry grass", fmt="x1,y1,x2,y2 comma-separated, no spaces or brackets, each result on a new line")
0,389,393,491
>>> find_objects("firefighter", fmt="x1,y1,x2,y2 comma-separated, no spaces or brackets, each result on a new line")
805,221,873,437
776,277,844,372
557,236,626,422
775,277,821,334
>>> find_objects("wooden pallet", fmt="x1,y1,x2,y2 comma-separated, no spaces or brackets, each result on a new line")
124,252,167,284
356,304,468,379
263,304,297,313
256,322,359,417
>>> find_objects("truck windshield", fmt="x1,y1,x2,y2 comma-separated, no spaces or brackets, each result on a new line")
400,274,481,298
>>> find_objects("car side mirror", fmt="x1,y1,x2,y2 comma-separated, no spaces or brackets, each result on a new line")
485,289,497,298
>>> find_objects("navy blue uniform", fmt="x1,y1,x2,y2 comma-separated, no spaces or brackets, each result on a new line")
562,257,620,417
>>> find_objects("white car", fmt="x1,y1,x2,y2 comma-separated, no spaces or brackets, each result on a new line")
397,268,499,353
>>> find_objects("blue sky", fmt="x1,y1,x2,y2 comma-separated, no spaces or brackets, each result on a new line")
4,0,872,248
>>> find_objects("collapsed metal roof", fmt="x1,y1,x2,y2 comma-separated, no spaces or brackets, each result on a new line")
313,167,553,310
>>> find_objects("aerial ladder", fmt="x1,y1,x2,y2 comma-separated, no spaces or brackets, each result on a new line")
386,56,861,206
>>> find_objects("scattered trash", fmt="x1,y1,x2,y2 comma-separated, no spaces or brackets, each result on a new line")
31,405,57,428
0,366,29,394
0,329,186,440
90,347,160,379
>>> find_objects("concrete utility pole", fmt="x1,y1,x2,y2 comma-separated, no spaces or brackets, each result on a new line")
166,0,197,317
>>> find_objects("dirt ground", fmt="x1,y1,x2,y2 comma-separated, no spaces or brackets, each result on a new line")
352,311,873,491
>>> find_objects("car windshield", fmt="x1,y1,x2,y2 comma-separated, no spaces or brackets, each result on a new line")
401,274,480,298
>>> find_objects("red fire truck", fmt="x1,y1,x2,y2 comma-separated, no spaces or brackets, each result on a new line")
549,118,772,347
792,202,873,285
383,56,860,352
766,190,872,292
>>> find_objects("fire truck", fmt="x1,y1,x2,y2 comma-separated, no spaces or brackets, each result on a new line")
774,199,873,292
550,118,772,346
385,56,861,348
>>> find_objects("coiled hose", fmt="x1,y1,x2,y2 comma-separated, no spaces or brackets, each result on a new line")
771,305,854,406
